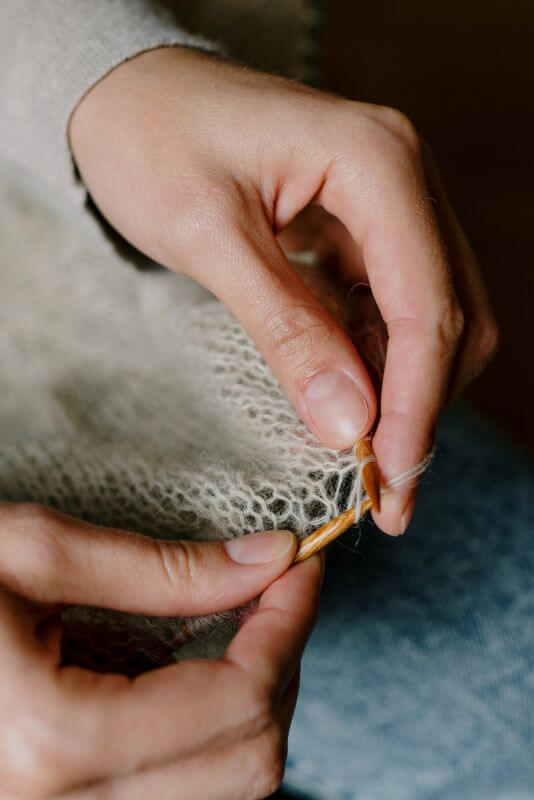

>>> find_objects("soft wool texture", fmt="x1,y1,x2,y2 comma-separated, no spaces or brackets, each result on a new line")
0,161,369,669
1,1,366,671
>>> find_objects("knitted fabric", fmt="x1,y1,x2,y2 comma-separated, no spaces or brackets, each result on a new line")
0,166,383,673
0,0,344,674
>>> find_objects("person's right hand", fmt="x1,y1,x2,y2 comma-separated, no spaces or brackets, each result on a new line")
0,502,322,799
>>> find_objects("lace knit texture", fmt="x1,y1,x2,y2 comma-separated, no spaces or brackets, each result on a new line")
0,0,326,674
0,166,383,672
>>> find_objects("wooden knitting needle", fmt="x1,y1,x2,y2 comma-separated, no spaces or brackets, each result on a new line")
293,436,381,563
355,437,381,512
293,499,373,563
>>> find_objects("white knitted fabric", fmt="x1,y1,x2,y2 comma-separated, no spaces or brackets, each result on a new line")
0,164,374,671
0,0,329,673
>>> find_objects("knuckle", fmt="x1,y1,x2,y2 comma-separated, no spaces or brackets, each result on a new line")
373,105,421,155
387,300,465,357
264,303,336,376
417,301,465,356
326,101,426,192
154,538,197,596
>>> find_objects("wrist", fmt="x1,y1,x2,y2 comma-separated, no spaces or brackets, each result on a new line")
69,46,207,162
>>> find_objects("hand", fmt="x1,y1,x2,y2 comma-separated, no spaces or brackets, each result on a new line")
0,502,322,799
69,47,498,534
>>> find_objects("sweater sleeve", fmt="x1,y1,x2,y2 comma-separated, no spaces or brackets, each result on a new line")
0,0,219,204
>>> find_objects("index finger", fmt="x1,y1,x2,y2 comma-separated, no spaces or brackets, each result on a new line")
320,113,463,533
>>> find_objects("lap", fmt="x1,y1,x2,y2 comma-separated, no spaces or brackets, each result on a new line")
284,406,534,800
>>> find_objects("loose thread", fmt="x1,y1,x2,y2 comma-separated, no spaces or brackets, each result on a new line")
384,449,435,492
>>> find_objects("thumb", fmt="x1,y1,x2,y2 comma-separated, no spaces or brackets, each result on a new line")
0,503,297,616
196,222,376,450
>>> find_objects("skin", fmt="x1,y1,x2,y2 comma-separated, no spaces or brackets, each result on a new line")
0,502,322,798
3,46,498,795
69,47,498,535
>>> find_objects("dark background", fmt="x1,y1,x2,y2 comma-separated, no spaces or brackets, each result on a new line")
324,0,534,449
273,3,533,796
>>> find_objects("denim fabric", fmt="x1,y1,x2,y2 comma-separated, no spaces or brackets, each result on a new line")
283,406,534,800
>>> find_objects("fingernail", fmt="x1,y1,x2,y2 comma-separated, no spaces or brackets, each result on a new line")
303,371,369,449
224,530,295,564
379,491,412,535
377,490,404,536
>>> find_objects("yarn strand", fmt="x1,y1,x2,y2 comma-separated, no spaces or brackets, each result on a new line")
294,446,434,562
384,450,435,491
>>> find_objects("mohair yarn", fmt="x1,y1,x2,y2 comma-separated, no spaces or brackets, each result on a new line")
0,168,393,673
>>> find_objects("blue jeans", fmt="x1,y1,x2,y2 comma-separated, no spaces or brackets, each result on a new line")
283,406,534,800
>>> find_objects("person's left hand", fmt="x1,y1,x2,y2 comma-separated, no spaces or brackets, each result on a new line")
69,47,499,535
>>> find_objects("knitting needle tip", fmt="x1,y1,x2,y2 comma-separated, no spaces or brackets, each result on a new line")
355,437,381,513
294,498,373,563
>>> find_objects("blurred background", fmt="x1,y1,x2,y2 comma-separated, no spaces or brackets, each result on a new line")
275,2,533,795
324,0,533,449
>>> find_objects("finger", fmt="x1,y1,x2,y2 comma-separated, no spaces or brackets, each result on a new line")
4,650,286,794
421,144,499,397
320,118,464,534
65,672,301,800
16,567,314,795
1,559,318,793
226,553,323,701
278,204,366,281
189,216,376,450
0,504,303,794
106,557,320,775
0,502,296,616
66,723,289,800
